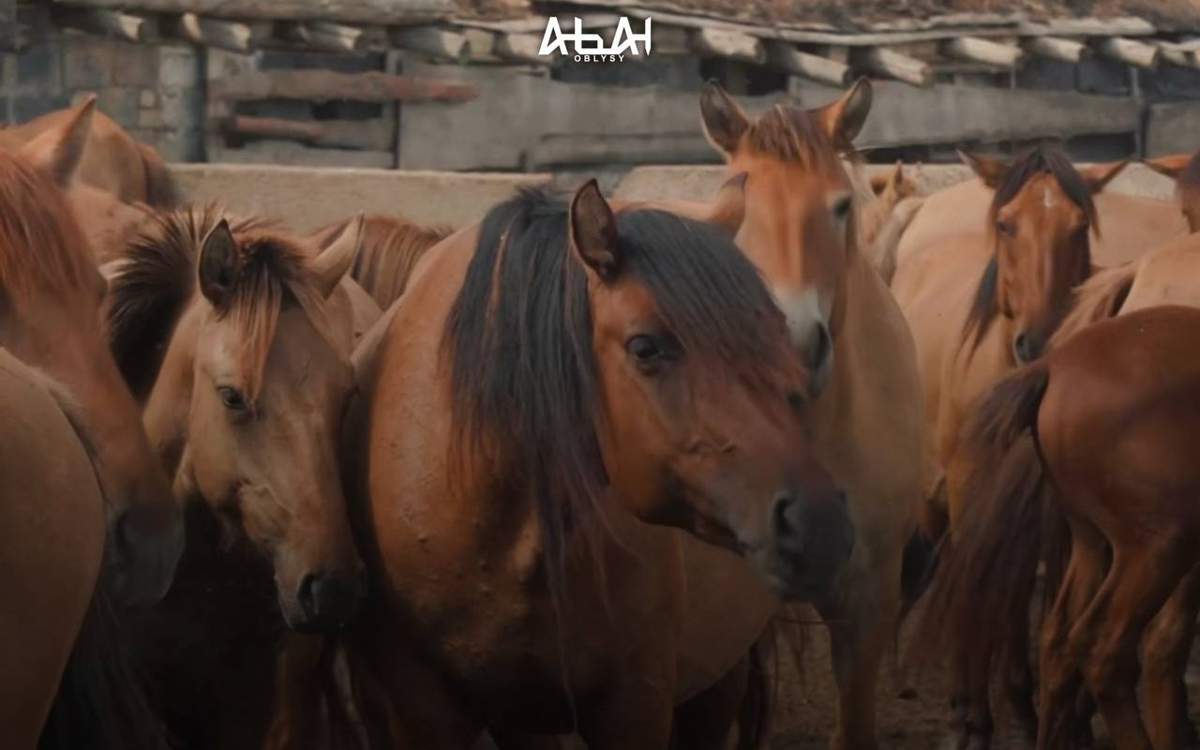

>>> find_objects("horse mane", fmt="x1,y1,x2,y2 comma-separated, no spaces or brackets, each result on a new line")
105,205,332,402
318,214,451,309
0,150,99,313
442,186,794,593
743,103,851,177
963,144,1097,348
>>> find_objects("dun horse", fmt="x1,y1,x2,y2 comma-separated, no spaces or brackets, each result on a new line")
104,207,376,748
698,80,925,750
1145,150,1200,233
929,305,1200,750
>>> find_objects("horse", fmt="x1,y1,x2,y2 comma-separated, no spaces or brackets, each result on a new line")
0,146,184,748
1145,151,1200,232
0,147,182,604
0,349,107,750
306,213,452,310
927,304,1200,750
698,79,925,750
890,144,1127,749
0,95,177,207
103,206,379,748
322,178,852,749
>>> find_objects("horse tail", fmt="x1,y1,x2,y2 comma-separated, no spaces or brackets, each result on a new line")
138,143,180,208
1049,261,1135,349
920,362,1050,671
39,566,171,750
736,622,776,750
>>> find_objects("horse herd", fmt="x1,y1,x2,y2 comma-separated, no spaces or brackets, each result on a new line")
3,78,1200,750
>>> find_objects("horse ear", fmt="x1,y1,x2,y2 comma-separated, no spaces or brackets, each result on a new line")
569,179,621,279
706,172,747,236
1144,153,1192,180
198,219,239,307
813,77,872,151
1080,160,1130,195
312,213,362,299
20,94,96,187
958,149,1008,189
700,82,750,157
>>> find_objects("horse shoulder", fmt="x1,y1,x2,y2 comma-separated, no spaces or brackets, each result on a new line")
894,180,991,269
1092,191,1189,267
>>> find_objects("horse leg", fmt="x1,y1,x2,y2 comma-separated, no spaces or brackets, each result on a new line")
671,654,750,750
1074,538,1189,750
1003,560,1039,745
1142,563,1200,750
1037,519,1106,750
815,551,902,750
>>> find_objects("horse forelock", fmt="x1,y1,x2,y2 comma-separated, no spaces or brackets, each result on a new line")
0,150,99,314
743,105,847,177
443,187,796,595
989,144,1097,231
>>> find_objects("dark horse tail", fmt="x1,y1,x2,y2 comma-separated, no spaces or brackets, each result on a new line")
920,362,1051,672
39,563,171,750
736,623,776,750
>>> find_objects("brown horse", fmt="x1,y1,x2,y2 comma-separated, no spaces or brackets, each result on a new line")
892,145,1127,749
0,148,182,605
307,213,452,310
1,95,177,207
103,206,378,748
698,80,925,750
1145,151,1200,232
329,180,851,749
0,349,107,750
928,305,1200,750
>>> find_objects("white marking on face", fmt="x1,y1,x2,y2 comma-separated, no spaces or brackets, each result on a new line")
772,287,826,349
1043,185,1057,209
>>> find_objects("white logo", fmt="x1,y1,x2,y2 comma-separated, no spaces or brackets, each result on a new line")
538,16,653,63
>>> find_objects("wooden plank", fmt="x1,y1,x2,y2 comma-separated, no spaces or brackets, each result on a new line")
210,69,478,102
765,41,850,86
1022,35,1088,63
165,13,268,52
223,115,394,151
857,47,932,86
389,26,470,62
1094,37,1160,69
275,21,382,53
689,27,765,64
940,36,1023,67
52,6,156,42
493,33,549,65
50,0,452,25
207,140,395,169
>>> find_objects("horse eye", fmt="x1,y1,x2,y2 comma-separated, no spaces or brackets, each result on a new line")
217,385,248,412
627,334,674,373
996,219,1016,238
830,194,853,222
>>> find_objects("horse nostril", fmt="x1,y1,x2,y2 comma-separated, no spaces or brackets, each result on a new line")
809,322,832,373
770,493,804,552
298,572,318,618
1014,332,1041,363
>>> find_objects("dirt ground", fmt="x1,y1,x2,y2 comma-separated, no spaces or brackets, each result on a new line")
769,597,1200,750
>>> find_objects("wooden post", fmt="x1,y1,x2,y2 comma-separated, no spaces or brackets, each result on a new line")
494,33,548,65
42,0,453,25
857,47,932,87
940,36,1024,67
689,27,765,64
1095,37,1160,69
166,13,265,52
52,6,157,42
1022,36,1089,64
765,41,851,87
389,26,471,63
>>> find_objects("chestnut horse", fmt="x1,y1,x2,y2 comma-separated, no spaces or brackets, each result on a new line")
0,349,107,750
307,213,452,310
699,80,925,750
928,305,1200,750
331,180,851,749
103,207,377,748
1,95,177,207
1145,150,1200,232
0,148,180,748
893,145,1127,749
0,148,182,604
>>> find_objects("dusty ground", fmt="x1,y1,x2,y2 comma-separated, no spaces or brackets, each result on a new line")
769,597,1200,749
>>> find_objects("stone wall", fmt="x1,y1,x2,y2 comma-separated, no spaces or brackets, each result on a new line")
0,32,204,161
